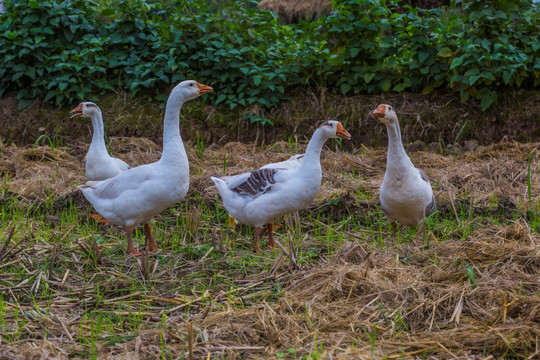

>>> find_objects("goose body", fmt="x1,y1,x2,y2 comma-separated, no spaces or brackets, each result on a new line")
212,121,351,252
371,104,436,232
70,102,130,181
79,80,213,255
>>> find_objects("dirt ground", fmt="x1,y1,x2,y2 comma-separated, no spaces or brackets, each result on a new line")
2,89,540,149
1,134,540,358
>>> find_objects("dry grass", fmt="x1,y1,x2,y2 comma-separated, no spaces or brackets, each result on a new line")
0,137,539,359
258,0,331,23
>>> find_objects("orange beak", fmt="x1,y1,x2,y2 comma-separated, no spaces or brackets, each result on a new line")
336,122,351,140
370,104,386,118
196,81,213,94
70,103,83,118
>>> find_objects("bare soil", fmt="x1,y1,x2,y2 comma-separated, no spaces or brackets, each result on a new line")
2,89,540,149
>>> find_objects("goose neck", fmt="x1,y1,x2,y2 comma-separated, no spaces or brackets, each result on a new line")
385,119,413,171
160,88,187,164
300,128,326,171
89,111,108,154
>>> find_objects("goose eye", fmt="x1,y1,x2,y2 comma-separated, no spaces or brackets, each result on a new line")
190,83,194,87
388,106,392,111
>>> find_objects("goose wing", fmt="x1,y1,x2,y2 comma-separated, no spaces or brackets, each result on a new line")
418,168,436,217
231,167,285,197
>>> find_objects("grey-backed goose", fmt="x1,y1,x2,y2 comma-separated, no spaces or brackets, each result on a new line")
211,121,351,252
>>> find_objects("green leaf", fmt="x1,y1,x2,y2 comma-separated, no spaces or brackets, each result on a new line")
381,79,391,92
450,56,464,70
422,85,434,95
102,8,115,16
437,47,453,58
364,73,375,83
480,93,494,111
418,51,429,63
481,72,494,81
18,98,32,110
340,83,351,94
350,48,360,58
5,31,17,40
215,94,227,104
253,75,262,86
468,75,481,86
502,70,512,85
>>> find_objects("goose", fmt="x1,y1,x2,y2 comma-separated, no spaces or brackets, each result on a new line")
70,102,131,224
79,80,213,255
370,104,436,237
223,154,304,226
70,102,130,181
211,120,351,252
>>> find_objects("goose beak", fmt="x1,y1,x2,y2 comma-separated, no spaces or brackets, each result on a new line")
196,82,213,94
370,105,385,119
336,122,352,140
70,103,83,118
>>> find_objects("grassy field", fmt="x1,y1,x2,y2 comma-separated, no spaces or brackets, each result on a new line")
0,133,539,359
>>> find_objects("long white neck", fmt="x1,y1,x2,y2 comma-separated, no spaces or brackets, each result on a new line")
385,115,414,174
299,127,327,174
159,86,188,164
88,111,110,158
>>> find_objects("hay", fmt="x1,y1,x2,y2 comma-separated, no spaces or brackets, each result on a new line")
258,0,331,23
1,138,539,358
198,220,540,358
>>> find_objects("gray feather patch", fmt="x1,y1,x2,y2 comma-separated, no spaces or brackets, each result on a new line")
425,194,437,217
418,168,430,184
232,168,279,196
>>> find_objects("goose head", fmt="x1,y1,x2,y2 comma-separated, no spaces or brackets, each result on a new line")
172,80,213,102
319,120,351,140
370,104,397,126
70,102,101,119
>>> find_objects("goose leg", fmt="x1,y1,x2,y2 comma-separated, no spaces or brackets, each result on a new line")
252,227,263,253
144,223,159,252
416,223,427,242
267,223,275,249
126,226,142,256
390,221,398,238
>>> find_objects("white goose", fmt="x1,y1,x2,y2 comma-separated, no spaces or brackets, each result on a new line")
70,102,130,181
371,104,436,236
212,121,351,252
79,80,213,255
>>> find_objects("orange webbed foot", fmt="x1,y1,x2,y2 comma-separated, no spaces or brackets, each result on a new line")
90,213,110,225
146,244,159,252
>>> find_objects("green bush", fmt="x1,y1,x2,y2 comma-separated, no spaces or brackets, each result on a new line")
315,0,540,110
0,0,108,108
0,0,539,115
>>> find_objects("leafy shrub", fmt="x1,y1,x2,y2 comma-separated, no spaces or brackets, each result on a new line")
0,0,109,108
437,0,540,109
315,0,540,110
0,0,539,115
